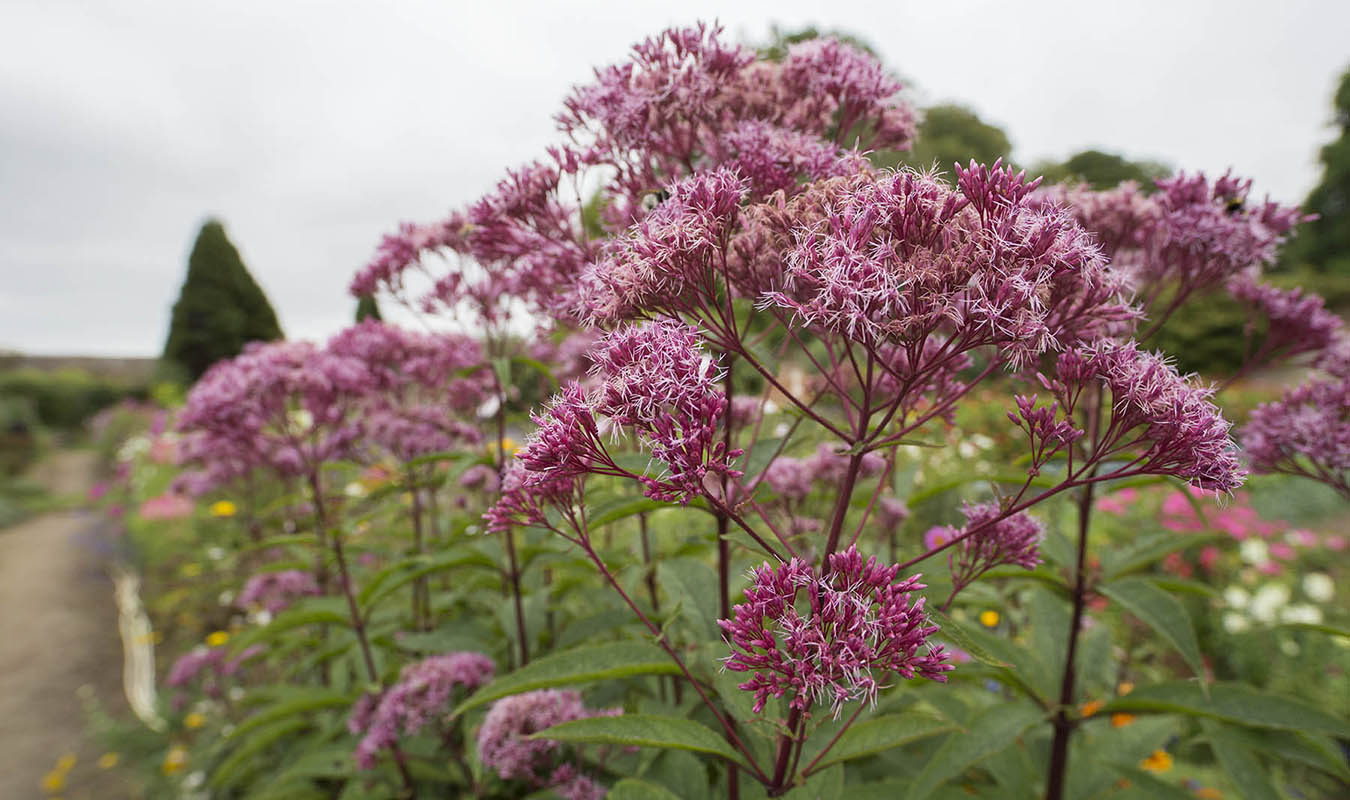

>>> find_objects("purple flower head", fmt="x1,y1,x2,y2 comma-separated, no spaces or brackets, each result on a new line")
945,503,1044,589
719,546,951,718
775,37,915,150
176,340,370,482
484,463,579,534
805,443,886,484
1227,274,1342,363
1317,333,1350,379
1241,375,1350,499
766,163,1132,368
588,320,742,502
715,120,866,199
475,689,620,785
763,457,814,502
1055,340,1245,492
166,645,264,699
876,496,910,530
236,570,321,615
351,652,495,770
458,463,501,493
579,169,747,323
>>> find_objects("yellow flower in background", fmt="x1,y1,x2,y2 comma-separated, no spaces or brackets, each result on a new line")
184,712,206,729
55,754,76,772
205,631,229,647
97,753,119,769
1117,681,1135,695
1079,699,1104,718
209,500,237,518
40,770,65,793
1140,749,1173,772
1111,712,1136,728
180,563,203,578
979,610,1000,627
161,746,188,775
1195,788,1224,799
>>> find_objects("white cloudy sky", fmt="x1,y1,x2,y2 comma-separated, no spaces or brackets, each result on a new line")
2,0,1347,356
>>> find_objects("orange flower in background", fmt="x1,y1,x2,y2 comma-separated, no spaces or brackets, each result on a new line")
1111,712,1136,727
1140,749,1173,772
1117,681,1135,695
1079,699,1104,718
1195,788,1223,799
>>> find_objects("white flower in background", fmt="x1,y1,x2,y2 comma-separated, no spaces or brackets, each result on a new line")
116,435,150,462
476,393,502,419
774,422,790,437
217,590,235,607
1239,539,1269,565
971,434,996,450
1280,639,1301,657
1249,583,1291,623
1222,612,1251,633
1303,573,1335,604
1280,604,1324,626
228,687,245,701
344,481,368,499
206,546,226,561
249,609,273,626
958,440,979,458
184,771,206,790
289,408,314,431
1223,586,1251,609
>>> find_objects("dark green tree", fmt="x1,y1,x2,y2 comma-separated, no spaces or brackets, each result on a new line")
891,104,1012,173
1288,65,1350,275
162,219,283,382
355,294,383,322
1033,149,1170,189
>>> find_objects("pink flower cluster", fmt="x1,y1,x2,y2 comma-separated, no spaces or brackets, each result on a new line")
1053,340,1245,491
494,320,740,525
475,689,619,791
349,652,495,770
767,162,1132,368
934,503,1044,590
1227,274,1342,362
1242,375,1350,498
354,24,917,322
236,569,321,615
719,545,950,717
166,645,264,704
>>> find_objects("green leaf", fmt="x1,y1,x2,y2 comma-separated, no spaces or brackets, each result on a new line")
782,764,843,800
211,718,310,788
904,704,1044,800
1102,532,1225,579
225,688,355,742
802,712,956,774
1205,723,1281,800
609,778,686,800
585,494,667,529
1202,725,1350,781
927,609,1010,668
1275,620,1350,639
1102,681,1350,738
453,641,680,716
1099,577,1205,679
358,548,497,611
532,714,747,767
229,598,352,654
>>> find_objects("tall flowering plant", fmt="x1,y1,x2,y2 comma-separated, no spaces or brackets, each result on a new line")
129,22,1349,800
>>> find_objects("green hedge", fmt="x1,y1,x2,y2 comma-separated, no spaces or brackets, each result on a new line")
0,368,149,430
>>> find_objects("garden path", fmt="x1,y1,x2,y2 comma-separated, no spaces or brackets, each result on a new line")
0,450,132,799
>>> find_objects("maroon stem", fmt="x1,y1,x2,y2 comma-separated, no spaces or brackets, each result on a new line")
308,472,417,798
492,383,530,667
1045,479,1096,800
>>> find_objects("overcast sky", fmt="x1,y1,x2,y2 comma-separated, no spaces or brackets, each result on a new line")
3,0,1347,356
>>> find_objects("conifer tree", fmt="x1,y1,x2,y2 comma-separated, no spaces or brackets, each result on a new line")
163,219,283,381
1291,66,1350,274
355,293,383,322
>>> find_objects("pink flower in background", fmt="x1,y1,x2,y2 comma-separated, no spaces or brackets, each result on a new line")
351,652,495,769
148,436,178,464
476,689,619,790
1162,552,1193,578
1199,546,1222,573
1291,529,1320,547
1325,535,1347,551
87,481,109,502
1268,542,1296,561
139,493,194,521
1095,488,1138,515
237,570,321,614
924,526,954,551
1257,561,1284,576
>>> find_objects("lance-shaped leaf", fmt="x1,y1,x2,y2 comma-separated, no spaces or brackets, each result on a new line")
801,712,956,775
530,713,748,767
453,641,679,715
904,704,1044,799
1102,682,1350,738
1099,577,1205,679
1204,722,1280,800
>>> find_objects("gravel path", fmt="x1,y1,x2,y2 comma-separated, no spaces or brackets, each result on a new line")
0,450,132,799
